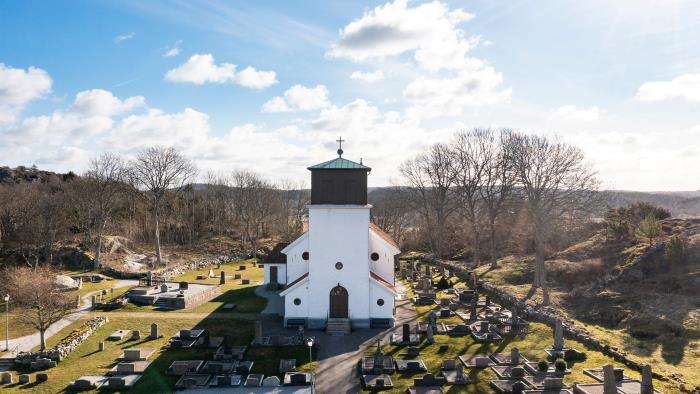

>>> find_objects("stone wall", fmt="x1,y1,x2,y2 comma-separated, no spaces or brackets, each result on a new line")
15,316,109,365
103,253,248,280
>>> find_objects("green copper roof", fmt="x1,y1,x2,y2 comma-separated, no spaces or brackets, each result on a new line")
308,157,371,170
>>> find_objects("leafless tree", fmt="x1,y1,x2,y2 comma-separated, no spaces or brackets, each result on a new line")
371,186,412,246
1,265,74,350
400,143,458,257
130,147,197,266
510,132,599,305
278,179,309,242
230,170,278,255
81,153,126,268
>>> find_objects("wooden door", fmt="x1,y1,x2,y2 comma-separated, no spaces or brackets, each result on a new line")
270,266,278,283
329,285,348,318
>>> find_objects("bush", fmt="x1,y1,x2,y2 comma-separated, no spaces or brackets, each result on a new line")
554,359,567,372
436,276,451,290
665,235,686,268
537,359,549,372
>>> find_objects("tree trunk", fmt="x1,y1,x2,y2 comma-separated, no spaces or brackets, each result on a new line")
532,222,550,305
153,204,162,266
39,329,46,351
489,217,498,269
94,221,104,269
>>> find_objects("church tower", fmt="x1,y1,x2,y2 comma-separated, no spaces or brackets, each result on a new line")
306,139,372,328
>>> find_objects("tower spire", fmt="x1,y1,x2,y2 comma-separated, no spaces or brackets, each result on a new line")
336,136,345,157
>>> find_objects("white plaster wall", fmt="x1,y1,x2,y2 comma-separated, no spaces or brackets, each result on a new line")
369,282,395,319
283,283,309,319
307,205,371,325
368,231,397,284
282,233,309,283
263,264,287,285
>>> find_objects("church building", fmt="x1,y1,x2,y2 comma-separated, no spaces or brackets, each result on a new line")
262,142,400,332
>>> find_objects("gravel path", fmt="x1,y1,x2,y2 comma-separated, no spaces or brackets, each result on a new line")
0,279,137,358
255,285,283,315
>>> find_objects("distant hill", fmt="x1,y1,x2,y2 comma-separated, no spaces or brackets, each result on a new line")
0,166,74,184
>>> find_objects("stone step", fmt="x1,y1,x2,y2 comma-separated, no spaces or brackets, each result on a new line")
326,318,351,335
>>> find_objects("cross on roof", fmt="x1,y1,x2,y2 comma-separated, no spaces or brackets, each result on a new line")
336,136,345,157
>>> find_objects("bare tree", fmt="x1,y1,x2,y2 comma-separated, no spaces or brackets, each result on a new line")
1,265,74,350
130,147,196,266
230,171,278,256
82,153,126,268
278,179,309,242
401,143,458,257
371,186,412,247
510,132,599,305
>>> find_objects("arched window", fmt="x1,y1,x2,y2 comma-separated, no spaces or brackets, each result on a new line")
302,252,309,260
370,252,379,261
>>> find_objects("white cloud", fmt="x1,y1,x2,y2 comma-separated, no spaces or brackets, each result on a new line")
350,70,385,83
636,73,700,103
403,60,511,118
114,32,136,44
327,0,477,72
0,63,53,125
262,84,330,112
71,89,145,117
550,105,603,121
165,54,277,89
163,40,182,57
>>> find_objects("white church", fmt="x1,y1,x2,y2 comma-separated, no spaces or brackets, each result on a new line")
262,143,401,332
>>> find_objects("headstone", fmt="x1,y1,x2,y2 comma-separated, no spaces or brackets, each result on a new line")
36,373,48,382
511,347,520,364
641,364,653,394
485,295,491,306
239,265,246,271
220,271,226,285
425,266,430,276
241,279,250,285
131,330,141,340
511,366,526,378
254,320,263,344
402,324,410,342
373,339,384,371
262,376,281,387
209,268,215,277
426,323,434,344
234,274,241,280
160,284,168,293
76,294,81,308
1,372,12,384
98,341,105,351
149,323,159,339
147,271,153,286
91,295,97,307
18,374,30,384
428,311,437,329
603,364,617,394
554,320,564,350
179,281,188,290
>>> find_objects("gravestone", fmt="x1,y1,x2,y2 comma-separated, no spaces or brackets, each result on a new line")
234,274,241,280
99,341,105,351
220,271,226,285
149,323,159,339
426,323,434,344
254,321,263,345
511,366,526,378
91,295,97,307
425,266,430,276
147,271,153,286
241,279,250,285
402,324,410,343
1,372,12,384
428,311,437,329
36,373,48,382
131,330,141,340
373,339,384,372
239,265,246,271
554,320,564,350
511,347,520,364
179,281,188,290
455,363,464,381
19,374,30,384
641,364,653,394
485,295,491,306
602,364,617,394
262,376,281,387
440,308,451,318
161,284,168,293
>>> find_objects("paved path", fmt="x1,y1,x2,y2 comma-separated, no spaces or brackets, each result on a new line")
0,279,137,358
314,281,418,394
255,285,283,315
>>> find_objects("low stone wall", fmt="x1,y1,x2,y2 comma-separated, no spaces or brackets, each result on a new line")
417,256,672,383
15,316,109,365
103,253,248,280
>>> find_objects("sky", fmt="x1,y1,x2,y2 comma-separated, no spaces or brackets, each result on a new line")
1,0,699,191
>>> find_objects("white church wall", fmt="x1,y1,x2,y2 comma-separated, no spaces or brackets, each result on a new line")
369,282,395,321
281,233,309,283
307,205,371,328
263,264,287,285
368,231,398,283
283,283,309,325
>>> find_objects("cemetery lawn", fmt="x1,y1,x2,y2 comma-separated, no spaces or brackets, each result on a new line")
474,259,699,390
4,312,315,393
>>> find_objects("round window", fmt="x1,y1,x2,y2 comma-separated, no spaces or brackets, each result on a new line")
335,262,343,270
302,252,309,260
293,298,301,305
377,298,385,306
370,252,379,261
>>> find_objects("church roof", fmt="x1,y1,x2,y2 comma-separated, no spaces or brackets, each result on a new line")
261,242,289,265
369,223,399,250
280,272,309,296
308,157,370,170
370,271,397,294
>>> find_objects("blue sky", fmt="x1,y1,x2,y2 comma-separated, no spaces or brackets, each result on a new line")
1,0,699,190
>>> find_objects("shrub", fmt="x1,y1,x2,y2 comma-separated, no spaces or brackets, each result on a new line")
537,359,548,372
665,234,686,268
554,359,567,372
636,214,662,245
436,276,451,290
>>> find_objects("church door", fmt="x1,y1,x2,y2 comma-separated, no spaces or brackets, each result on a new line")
329,285,349,318
270,266,278,283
